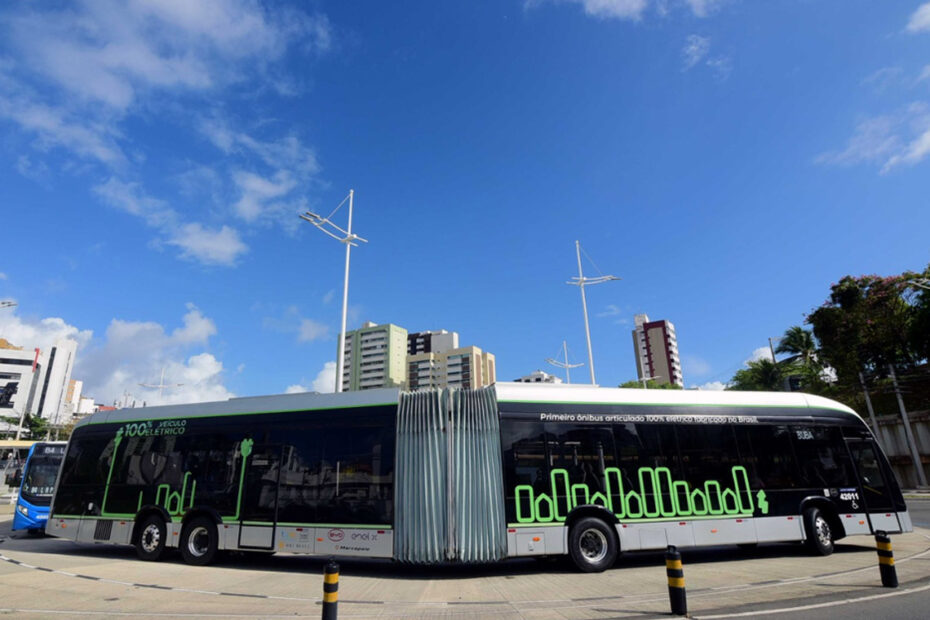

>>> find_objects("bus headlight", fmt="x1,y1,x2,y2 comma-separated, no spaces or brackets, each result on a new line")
16,504,29,517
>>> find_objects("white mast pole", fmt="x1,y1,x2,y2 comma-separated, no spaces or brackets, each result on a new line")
335,189,354,393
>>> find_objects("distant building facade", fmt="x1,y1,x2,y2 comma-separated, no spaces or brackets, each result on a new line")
514,370,563,384
0,337,79,427
632,314,683,388
340,322,409,391
408,345,496,390
407,330,458,356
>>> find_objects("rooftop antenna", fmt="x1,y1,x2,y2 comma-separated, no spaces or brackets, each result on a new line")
546,340,583,384
566,241,620,385
139,367,183,401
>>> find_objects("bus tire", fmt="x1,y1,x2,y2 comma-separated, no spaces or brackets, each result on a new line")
135,515,167,562
180,516,219,566
568,517,617,573
803,507,834,556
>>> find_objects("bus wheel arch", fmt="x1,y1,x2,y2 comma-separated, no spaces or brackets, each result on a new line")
133,509,170,561
800,499,842,555
179,513,220,566
565,507,619,573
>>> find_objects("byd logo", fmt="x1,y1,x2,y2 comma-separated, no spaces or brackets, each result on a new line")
328,529,344,542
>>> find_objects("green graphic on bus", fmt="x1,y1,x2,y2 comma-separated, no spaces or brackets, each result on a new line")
513,465,770,523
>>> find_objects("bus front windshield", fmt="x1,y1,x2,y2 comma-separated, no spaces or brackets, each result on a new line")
21,454,62,504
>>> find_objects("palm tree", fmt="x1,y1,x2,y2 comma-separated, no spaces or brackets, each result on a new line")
728,358,782,391
775,326,817,366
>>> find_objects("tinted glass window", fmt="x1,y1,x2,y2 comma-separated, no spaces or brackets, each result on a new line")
791,425,855,488
734,425,800,489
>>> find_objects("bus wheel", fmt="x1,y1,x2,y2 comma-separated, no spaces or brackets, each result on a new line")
180,517,218,566
803,507,834,556
135,515,167,561
568,517,617,573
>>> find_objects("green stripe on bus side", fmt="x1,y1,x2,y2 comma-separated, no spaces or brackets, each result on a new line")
80,401,399,425
53,515,392,529
507,513,753,527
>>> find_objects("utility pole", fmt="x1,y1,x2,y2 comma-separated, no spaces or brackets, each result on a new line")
566,241,619,385
858,371,882,448
546,340,583,384
888,364,927,487
300,190,367,393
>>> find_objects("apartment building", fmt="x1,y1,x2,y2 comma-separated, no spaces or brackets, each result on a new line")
632,313,684,387
340,322,409,391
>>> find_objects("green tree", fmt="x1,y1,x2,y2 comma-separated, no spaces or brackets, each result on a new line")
775,326,817,365
727,358,782,391
807,273,924,384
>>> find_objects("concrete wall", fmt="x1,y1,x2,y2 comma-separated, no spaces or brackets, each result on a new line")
873,409,930,489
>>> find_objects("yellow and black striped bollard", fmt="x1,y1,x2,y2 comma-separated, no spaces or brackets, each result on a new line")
666,545,687,616
875,530,898,588
322,560,339,620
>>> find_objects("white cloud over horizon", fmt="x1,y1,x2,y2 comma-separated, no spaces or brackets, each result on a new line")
285,361,337,394
0,304,233,406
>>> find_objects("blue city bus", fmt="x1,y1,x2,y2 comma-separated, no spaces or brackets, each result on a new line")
13,441,67,534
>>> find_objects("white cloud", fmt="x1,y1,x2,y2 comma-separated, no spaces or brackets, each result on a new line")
312,361,337,393
706,55,732,81
171,303,217,344
684,0,724,18
526,0,648,21
596,304,623,318
692,380,727,391
907,2,930,33
77,305,234,406
683,35,710,70
861,66,904,92
322,290,336,305
0,272,7,280
747,346,773,364
1,304,233,406
232,169,298,222
2,1,331,113
284,361,337,395
0,313,93,353
167,223,248,266
298,319,330,343
818,103,930,173
94,178,249,266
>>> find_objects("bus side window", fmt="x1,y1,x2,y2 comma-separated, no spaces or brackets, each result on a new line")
735,425,800,489
790,426,854,488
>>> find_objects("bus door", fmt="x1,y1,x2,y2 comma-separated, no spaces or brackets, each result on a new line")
239,443,283,550
845,439,900,533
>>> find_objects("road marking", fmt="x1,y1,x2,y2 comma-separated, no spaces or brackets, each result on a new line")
696,580,930,618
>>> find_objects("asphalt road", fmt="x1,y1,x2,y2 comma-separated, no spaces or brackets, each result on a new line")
0,501,928,618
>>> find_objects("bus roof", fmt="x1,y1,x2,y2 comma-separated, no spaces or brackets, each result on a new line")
75,387,402,427
73,383,863,428
494,382,861,419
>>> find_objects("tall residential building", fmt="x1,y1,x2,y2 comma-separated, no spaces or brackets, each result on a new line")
407,330,458,356
0,337,78,426
632,314,684,388
407,345,496,391
341,322,409,391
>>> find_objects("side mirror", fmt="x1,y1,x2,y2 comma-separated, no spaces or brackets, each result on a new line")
6,468,22,487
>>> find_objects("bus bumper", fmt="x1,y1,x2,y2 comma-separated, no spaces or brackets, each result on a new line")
12,504,49,532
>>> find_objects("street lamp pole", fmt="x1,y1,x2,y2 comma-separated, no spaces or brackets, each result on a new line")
300,190,367,393
546,340,583,384
567,241,619,385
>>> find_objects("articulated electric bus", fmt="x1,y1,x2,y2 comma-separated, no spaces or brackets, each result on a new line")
48,383,910,572
12,442,67,534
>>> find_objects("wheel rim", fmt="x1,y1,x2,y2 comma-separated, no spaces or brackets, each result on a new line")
141,523,161,553
579,528,608,563
187,525,210,558
815,516,832,547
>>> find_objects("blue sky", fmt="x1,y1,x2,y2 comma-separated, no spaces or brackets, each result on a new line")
1,0,929,405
